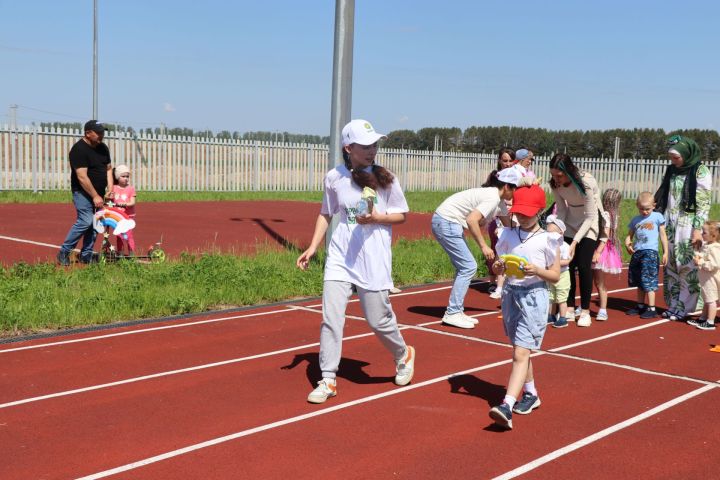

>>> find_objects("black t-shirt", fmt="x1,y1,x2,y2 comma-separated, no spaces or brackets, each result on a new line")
69,139,111,195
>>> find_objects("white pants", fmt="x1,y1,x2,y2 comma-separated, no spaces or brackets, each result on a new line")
319,280,407,379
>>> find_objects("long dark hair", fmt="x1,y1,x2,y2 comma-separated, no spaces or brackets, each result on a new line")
484,147,515,185
342,149,394,190
549,153,586,195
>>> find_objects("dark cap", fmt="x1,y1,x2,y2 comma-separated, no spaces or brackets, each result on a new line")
84,120,105,134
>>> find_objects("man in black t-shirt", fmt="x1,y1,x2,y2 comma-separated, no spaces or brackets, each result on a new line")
57,120,113,265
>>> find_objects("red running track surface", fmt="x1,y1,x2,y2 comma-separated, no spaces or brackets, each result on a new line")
0,272,718,479
0,201,433,265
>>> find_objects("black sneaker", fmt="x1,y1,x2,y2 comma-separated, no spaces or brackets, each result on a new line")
56,251,70,266
696,321,716,331
489,403,513,430
687,318,703,327
626,305,647,316
640,309,658,319
513,392,541,415
488,283,498,294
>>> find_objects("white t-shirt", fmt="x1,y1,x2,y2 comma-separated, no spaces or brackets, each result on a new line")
321,165,409,291
434,187,508,229
496,228,562,286
559,241,571,273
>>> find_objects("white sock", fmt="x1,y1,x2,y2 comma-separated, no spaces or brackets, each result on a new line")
503,395,517,409
524,380,537,396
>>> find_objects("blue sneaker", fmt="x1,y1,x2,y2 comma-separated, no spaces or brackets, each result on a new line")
547,313,556,324
489,403,513,430
553,316,568,328
513,392,542,415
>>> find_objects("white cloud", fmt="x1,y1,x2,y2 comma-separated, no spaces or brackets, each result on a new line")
398,115,409,124
163,102,176,112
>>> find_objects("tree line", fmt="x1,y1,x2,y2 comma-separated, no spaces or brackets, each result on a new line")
384,126,720,161
38,122,718,161
38,122,329,145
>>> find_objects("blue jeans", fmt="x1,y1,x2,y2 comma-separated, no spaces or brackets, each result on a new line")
431,213,477,315
59,191,97,261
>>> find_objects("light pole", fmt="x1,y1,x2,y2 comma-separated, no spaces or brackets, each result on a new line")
326,0,355,248
92,0,98,120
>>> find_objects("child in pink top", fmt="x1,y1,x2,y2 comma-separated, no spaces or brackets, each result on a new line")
111,164,136,255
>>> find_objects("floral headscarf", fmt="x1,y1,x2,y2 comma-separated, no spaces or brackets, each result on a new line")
654,135,702,214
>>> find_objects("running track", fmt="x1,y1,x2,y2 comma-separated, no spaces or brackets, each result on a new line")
1,273,718,479
0,201,432,265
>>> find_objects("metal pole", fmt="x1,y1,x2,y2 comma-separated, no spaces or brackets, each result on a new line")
328,0,354,170
326,0,354,247
93,0,98,119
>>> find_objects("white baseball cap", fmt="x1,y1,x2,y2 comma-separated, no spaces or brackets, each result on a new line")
545,214,566,233
342,119,387,146
497,167,522,186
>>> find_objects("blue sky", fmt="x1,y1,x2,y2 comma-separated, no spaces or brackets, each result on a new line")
1,0,718,136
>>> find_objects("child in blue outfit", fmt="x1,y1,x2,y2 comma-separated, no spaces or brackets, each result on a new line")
489,184,561,430
624,192,668,319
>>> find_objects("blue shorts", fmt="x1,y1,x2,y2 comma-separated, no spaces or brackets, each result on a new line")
628,249,659,292
501,281,549,350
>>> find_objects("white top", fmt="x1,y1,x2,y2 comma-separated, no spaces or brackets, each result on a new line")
434,187,508,229
320,165,409,291
559,241,571,273
496,228,562,286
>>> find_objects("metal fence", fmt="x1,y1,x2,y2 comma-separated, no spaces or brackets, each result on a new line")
2,125,718,202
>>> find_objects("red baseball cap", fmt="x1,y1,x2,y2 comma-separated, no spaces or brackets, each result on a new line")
509,184,546,216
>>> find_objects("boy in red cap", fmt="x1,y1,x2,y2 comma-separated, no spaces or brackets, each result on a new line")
489,184,561,430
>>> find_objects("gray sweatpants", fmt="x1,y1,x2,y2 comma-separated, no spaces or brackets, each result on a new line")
320,280,407,380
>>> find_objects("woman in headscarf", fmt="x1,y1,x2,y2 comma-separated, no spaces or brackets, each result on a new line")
654,135,713,321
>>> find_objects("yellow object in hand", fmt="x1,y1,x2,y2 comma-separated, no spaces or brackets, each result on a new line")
500,254,529,279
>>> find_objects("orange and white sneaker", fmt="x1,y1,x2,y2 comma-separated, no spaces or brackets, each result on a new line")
307,378,337,404
395,346,416,386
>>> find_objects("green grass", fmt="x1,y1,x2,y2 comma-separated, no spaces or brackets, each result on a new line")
2,188,719,337
0,189,450,213
0,237,480,336
0,190,323,204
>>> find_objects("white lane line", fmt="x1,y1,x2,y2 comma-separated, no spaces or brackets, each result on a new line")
0,295,689,411
492,383,718,480
74,359,514,480
0,329,404,410
0,309,292,354
0,234,63,249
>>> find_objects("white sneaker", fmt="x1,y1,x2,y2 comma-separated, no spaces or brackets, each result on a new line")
442,312,475,329
489,290,502,299
596,311,609,321
307,378,337,404
574,307,582,318
463,313,479,325
395,346,415,386
389,287,402,294
577,312,592,327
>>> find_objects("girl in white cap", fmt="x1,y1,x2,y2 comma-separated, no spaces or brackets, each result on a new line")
111,164,136,255
296,119,415,404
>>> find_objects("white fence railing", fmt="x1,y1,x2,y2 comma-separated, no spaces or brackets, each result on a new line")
1,125,718,202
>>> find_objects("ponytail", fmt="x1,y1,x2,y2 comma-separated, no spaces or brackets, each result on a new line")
342,150,395,190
